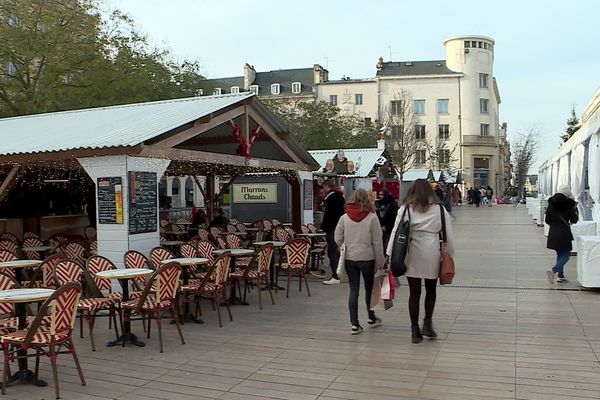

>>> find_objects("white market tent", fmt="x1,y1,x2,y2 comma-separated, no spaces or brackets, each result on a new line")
538,86,600,222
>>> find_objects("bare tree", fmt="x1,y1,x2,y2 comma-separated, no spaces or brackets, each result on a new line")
512,127,539,195
424,138,459,175
380,89,428,181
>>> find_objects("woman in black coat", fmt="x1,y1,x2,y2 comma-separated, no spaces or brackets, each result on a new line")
376,188,398,248
545,187,578,283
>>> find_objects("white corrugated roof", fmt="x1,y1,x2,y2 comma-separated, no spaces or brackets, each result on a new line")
0,92,254,156
308,148,387,177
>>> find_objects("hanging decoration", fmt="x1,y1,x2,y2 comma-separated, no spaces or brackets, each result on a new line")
228,121,261,160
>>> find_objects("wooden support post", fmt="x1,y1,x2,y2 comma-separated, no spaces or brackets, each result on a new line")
192,176,207,199
0,166,19,203
206,174,215,221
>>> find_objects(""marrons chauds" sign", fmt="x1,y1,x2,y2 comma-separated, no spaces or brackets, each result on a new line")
231,183,278,203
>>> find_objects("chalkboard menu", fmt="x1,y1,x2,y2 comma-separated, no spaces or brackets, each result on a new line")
97,177,123,224
128,171,158,234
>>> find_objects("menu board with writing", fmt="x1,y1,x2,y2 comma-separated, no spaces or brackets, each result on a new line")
128,171,158,234
97,177,123,224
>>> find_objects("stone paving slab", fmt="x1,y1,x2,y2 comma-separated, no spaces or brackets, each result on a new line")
4,205,600,399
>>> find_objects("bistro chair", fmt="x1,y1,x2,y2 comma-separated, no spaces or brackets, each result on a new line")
216,236,227,250
0,272,17,335
226,224,237,233
23,231,41,241
89,240,98,256
271,226,290,242
300,225,310,234
278,239,311,298
123,250,152,292
262,219,273,231
225,234,251,267
47,233,69,248
179,243,197,258
1,282,86,399
38,254,65,289
0,250,17,280
197,240,216,263
53,259,84,287
120,262,184,353
229,218,240,225
209,226,222,244
0,240,18,255
83,226,97,241
272,218,282,226
22,236,44,260
80,256,122,351
229,244,275,309
235,223,247,233
0,233,19,245
284,226,296,239
150,247,175,269
55,240,87,266
307,223,318,233
197,228,210,242
196,252,231,327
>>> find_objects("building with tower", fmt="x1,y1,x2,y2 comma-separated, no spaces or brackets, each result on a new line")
200,35,509,193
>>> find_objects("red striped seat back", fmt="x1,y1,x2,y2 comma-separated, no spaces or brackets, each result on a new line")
54,260,83,286
225,234,241,249
256,244,274,275
284,239,310,267
0,240,18,254
150,247,175,269
0,273,15,314
197,240,216,263
213,251,231,287
180,243,197,258
86,255,115,292
41,254,65,287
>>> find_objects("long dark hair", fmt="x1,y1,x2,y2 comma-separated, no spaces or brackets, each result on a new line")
402,179,439,212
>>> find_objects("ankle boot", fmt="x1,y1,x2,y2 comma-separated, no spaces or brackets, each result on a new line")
422,318,437,338
411,325,423,343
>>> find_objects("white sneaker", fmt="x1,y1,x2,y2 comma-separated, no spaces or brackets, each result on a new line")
322,277,340,285
556,277,569,283
546,269,555,284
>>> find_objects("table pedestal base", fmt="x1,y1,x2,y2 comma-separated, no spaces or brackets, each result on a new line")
5,369,47,387
106,332,145,347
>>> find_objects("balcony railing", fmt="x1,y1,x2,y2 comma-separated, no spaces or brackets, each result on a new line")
463,135,497,146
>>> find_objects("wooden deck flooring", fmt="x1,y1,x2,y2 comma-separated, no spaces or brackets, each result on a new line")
5,205,600,399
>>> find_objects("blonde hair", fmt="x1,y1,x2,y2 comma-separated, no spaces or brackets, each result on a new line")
348,188,374,211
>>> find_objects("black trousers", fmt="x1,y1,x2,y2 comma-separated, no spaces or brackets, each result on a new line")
345,260,376,326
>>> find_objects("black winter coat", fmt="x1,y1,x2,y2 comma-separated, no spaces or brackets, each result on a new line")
545,193,578,251
320,190,345,232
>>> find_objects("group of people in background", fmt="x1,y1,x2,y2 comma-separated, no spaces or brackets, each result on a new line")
466,186,494,207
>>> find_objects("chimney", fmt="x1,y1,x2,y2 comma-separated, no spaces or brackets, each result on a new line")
313,64,329,84
376,56,384,71
377,138,386,150
243,63,256,90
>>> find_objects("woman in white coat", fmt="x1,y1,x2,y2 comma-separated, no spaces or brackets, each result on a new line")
387,179,455,343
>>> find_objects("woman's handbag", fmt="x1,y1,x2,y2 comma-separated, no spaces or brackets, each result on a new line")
438,204,455,285
389,206,411,277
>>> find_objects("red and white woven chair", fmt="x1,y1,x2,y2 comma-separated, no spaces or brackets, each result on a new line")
195,252,231,327
123,250,151,293
22,236,44,260
0,250,17,280
83,226,97,241
229,244,275,309
150,247,175,269
0,240,18,256
0,233,19,245
196,240,216,263
23,232,41,241
1,282,86,399
121,262,184,353
197,228,210,242
278,239,311,298
55,241,87,266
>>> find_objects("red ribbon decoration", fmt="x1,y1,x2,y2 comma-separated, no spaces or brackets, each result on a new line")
228,122,261,160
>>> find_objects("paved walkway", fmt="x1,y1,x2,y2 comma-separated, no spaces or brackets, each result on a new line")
7,206,600,399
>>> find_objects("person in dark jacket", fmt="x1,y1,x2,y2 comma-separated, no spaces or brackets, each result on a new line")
208,208,229,228
320,180,345,284
376,188,398,248
545,186,578,283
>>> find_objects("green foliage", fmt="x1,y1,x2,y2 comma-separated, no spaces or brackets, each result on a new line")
263,99,378,150
561,105,580,143
0,0,205,118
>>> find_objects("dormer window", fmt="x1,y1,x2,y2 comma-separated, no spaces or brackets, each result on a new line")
271,83,280,95
250,85,259,95
291,82,301,94
213,88,222,95
230,86,240,94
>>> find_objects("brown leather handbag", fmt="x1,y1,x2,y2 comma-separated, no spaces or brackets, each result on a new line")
438,204,455,285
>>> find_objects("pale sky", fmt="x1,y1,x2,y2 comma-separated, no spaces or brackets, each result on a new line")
109,0,600,172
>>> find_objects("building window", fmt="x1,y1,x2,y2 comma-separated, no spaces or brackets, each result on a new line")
415,150,426,165
474,157,490,169
480,98,489,114
391,125,403,139
291,82,301,94
271,83,280,95
480,123,490,136
415,125,426,140
390,100,402,116
437,99,449,114
464,41,470,48
355,93,363,105
250,85,259,95
213,88,222,95
195,88,203,96
330,95,337,106
230,86,239,94
364,117,372,126
438,124,450,140
414,100,425,115
438,149,450,166
479,73,488,88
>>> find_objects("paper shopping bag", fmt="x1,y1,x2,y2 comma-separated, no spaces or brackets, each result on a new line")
370,273,394,311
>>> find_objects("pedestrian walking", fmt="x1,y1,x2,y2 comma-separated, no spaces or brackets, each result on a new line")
485,186,494,207
387,179,455,343
480,187,488,206
376,188,399,249
320,180,346,284
473,187,481,207
335,188,385,334
545,186,578,283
